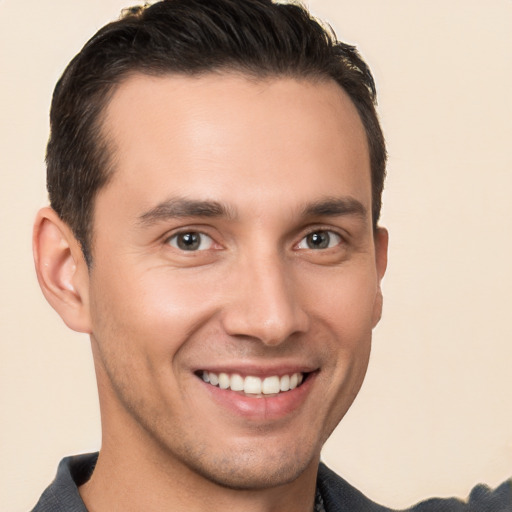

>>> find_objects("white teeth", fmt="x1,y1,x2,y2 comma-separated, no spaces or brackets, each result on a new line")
244,376,262,394
262,376,280,394
201,371,304,395
218,372,230,389
230,373,244,391
280,374,290,392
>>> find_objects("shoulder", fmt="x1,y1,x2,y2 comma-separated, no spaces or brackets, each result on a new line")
317,463,512,512
317,463,394,512
30,453,98,512
410,480,512,512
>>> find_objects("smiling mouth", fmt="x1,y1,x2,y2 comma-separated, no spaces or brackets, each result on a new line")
198,371,307,397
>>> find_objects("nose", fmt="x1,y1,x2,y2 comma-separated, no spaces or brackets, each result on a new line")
220,251,310,346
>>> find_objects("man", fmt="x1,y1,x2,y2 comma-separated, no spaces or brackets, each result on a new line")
30,1,511,511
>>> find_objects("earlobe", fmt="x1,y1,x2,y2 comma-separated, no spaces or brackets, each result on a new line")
372,227,389,327
33,207,92,333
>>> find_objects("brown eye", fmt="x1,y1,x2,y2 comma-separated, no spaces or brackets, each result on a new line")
298,230,341,250
168,232,213,251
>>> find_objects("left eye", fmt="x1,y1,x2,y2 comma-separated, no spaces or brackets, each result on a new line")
167,232,214,251
297,230,342,250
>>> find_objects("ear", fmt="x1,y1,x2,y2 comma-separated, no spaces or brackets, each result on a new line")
372,227,388,327
33,207,92,333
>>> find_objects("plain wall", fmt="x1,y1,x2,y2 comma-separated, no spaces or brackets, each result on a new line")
1,0,511,510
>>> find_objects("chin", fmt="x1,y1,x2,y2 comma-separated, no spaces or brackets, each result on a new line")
193,457,313,491
177,440,319,491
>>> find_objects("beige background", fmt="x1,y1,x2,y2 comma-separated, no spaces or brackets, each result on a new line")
1,0,511,510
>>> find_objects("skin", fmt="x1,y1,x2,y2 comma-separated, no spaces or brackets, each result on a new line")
34,73,387,512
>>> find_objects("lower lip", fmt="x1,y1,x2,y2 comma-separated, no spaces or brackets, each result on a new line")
200,373,317,421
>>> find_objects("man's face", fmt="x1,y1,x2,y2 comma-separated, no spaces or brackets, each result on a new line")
86,73,387,489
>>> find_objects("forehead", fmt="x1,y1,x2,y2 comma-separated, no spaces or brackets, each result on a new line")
98,72,371,219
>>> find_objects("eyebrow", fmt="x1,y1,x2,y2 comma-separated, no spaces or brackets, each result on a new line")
138,195,367,227
301,196,368,220
138,197,236,225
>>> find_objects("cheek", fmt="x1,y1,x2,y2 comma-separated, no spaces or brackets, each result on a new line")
87,266,210,417
303,264,379,334
302,264,377,406
89,263,221,359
